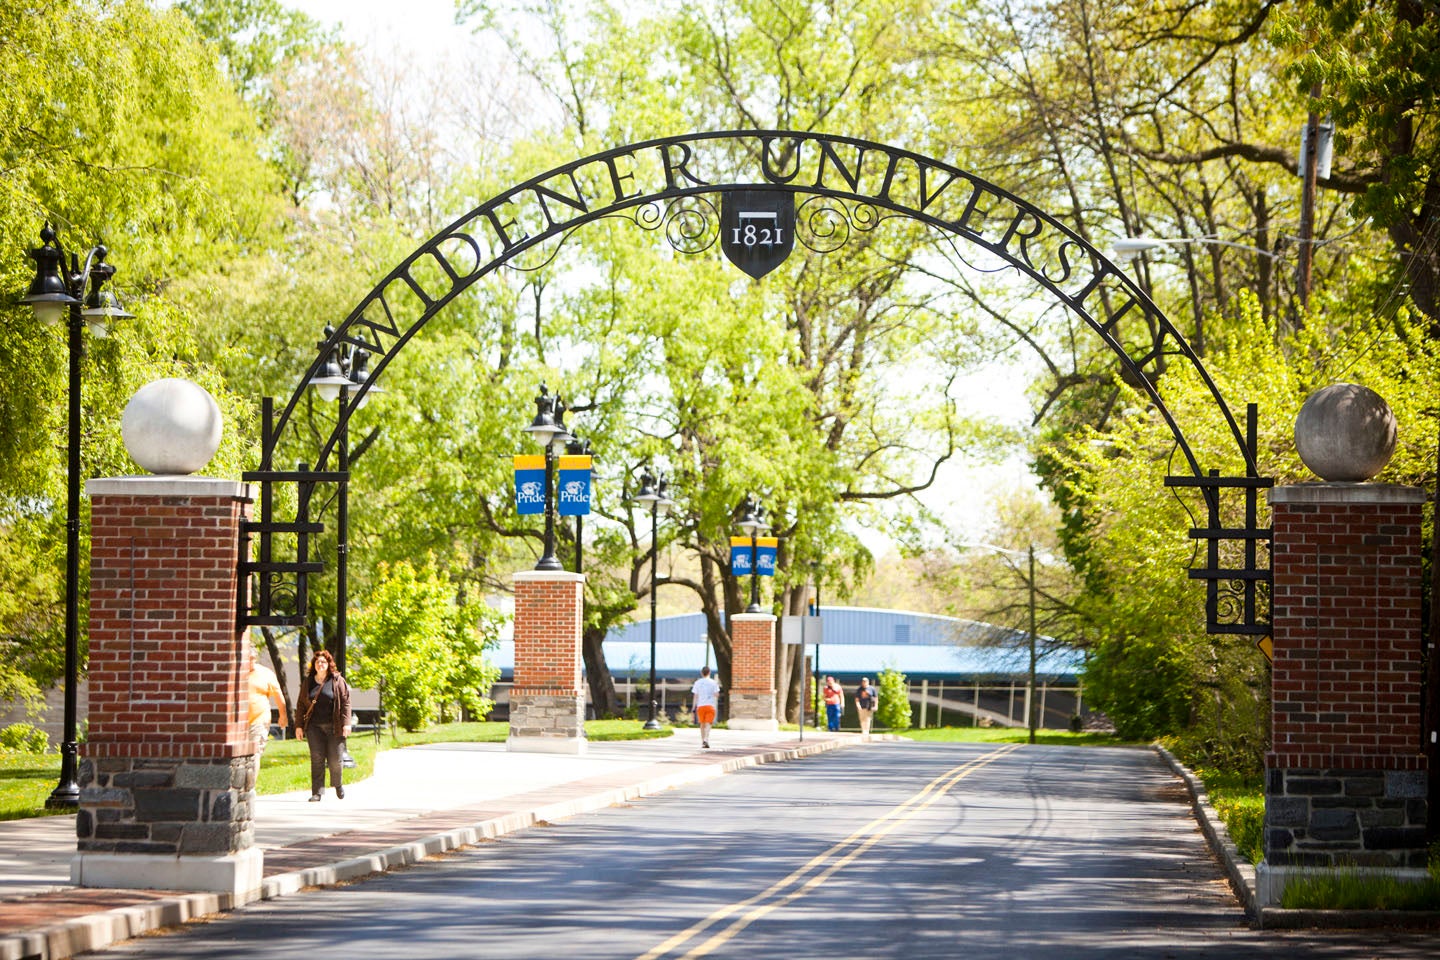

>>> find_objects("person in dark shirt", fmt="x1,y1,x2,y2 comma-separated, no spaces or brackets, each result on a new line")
854,677,878,735
294,649,352,801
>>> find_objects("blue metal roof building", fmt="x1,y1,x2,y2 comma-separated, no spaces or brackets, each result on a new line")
490,607,1083,683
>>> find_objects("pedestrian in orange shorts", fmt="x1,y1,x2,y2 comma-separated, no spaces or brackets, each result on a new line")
691,666,720,749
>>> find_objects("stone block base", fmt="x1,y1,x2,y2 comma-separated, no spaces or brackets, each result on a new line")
507,691,585,752
77,755,256,858
1257,863,1432,908
728,691,776,729
71,846,263,895
1264,766,1429,873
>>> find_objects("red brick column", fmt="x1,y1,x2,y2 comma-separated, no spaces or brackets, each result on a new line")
509,571,587,753
76,476,262,896
1260,483,1429,904
728,613,777,730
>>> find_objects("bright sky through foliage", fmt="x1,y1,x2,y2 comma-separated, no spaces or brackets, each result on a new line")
286,0,1041,547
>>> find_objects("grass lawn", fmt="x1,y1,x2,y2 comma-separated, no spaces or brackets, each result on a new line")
0,753,71,822
0,719,674,820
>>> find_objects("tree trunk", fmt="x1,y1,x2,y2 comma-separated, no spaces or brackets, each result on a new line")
581,624,620,718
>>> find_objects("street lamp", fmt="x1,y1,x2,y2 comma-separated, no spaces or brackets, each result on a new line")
306,326,381,678
736,494,767,613
957,541,1040,745
307,328,380,768
810,560,822,730
566,435,593,573
521,384,572,571
19,224,133,808
635,467,678,730
1111,235,1279,263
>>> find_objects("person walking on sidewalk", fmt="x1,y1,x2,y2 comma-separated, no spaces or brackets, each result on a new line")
247,655,289,770
294,649,351,801
691,666,720,749
823,676,844,732
854,676,877,735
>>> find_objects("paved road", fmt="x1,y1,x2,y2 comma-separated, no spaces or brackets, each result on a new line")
88,743,1436,959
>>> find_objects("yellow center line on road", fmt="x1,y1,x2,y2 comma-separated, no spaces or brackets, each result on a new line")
633,742,1022,960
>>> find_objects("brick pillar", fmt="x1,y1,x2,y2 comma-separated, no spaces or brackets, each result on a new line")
728,613,778,731
508,571,587,754
76,476,261,896
1259,483,1430,905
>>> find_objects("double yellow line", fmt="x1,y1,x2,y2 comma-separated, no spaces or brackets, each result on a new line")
634,742,1022,960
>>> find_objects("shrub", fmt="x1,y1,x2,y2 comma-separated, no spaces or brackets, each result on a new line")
875,667,912,731
0,723,49,754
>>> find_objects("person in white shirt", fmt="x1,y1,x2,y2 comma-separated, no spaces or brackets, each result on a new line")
691,666,720,749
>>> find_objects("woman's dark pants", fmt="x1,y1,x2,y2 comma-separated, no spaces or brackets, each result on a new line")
306,724,343,795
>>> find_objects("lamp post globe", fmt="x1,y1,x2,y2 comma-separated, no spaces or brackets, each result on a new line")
19,224,132,808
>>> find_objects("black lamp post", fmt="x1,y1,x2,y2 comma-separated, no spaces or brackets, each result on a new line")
566,435,592,573
308,328,379,767
306,326,380,678
635,468,677,730
522,384,572,571
736,494,767,613
19,224,133,809
810,560,822,729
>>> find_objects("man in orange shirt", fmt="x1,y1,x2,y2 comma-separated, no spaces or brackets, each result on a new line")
248,656,289,769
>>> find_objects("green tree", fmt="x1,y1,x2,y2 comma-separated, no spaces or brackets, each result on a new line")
350,560,505,731
0,0,280,693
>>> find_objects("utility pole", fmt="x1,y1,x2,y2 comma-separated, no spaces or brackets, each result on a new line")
1027,544,1038,745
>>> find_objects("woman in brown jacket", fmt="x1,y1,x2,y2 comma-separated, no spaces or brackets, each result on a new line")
294,649,352,801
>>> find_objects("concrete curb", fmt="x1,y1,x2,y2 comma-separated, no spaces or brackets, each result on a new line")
1155,744,1440,931
1,735,871,960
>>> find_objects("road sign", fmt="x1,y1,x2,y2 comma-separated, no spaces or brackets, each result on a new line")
781,615,823,645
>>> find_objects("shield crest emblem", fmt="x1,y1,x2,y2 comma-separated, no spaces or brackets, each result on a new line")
721,190,796,280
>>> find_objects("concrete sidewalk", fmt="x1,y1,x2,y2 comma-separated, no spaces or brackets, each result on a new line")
0,729,870,960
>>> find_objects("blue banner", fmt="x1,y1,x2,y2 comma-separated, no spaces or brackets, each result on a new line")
513,454,545,516
756,536,778,577
557,455,592,517
730,536,753,575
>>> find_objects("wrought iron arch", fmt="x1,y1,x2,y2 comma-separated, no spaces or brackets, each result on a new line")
243,130,1270,637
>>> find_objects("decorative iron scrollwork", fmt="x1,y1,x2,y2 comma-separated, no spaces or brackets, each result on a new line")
794,196,881,253
631,196,720,255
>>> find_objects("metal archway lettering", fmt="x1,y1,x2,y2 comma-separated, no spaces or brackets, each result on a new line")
242,130,1270,637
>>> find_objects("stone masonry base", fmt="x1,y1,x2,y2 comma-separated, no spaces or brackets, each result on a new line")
77,756,256,859
1265,767,1428,869
727,692,778,731
1261,765,1429,906
507,692,586,754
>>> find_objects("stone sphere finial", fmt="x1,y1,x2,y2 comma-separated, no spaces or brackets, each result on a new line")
121,378,224,475
1294,383,1397,482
